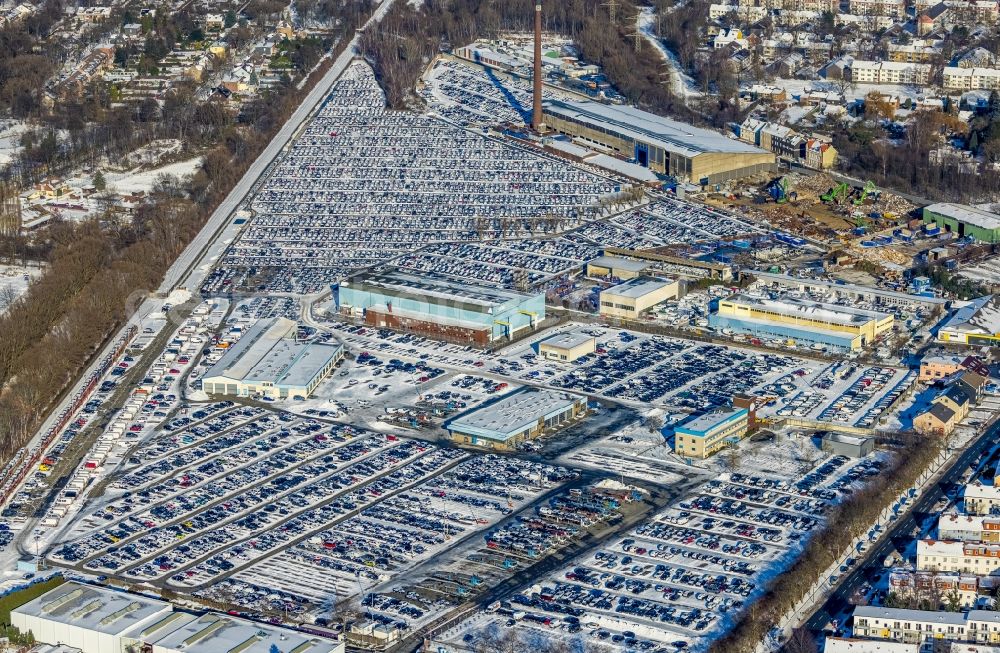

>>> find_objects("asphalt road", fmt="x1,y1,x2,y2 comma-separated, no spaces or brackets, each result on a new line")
797,421,1000,642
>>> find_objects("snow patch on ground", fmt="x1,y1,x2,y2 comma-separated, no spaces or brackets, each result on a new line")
0,120,29,167
637,7,702,104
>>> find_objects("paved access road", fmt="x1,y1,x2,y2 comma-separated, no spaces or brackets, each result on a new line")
798,422,999,644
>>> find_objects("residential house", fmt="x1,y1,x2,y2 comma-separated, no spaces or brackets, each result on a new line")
965,482,1000,516
805,139,837,169
775,52,806,77
205,13,225,30
956,370,988,403
760,122,807,159
888,569,994,608
739,117,768,146
914,401,959,435
918,2,951,35
958,47,998,69
748,85,788,104
917,539,1000,575
76,6,112,23
714,28,749,49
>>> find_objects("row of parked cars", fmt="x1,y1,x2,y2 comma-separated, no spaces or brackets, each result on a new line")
506,459,877,651
207,62,613,295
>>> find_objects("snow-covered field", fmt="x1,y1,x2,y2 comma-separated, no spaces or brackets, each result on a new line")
0,264,42,312
0,120,29,167
637,7,702,104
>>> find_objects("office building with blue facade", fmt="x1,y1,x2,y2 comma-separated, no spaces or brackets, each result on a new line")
333,269,545,346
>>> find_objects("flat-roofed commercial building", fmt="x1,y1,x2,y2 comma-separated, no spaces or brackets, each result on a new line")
924,203,1000,243
446,388,588,450
142,611,342,653
673,406,749,458
334,269,544,346
542,99,776,185
604,247,733,282
202,318,344,400
586,255,652,281
709,294,893,351
599,276,680,319
11,581,345,653
921,355,968,381
538,331,596,362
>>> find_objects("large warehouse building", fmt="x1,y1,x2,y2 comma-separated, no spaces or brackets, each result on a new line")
202,318,344,400
12,581,345,653
334,269,545,346
923,203,1000,243
446,388,588,450
542,99,776,184
710,294,894,351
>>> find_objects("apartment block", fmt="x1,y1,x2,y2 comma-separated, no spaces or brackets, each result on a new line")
851,61,932,85
852,606,1000,646
944,67,1000,91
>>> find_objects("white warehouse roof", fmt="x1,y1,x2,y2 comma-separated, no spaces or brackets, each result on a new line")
925,202,1000,231
725,294,891,326
13,582,171,636
141,612,342,653
13,582,345,653
543,99,769,158
603,276,675,300
204,318,343,389
540,331,595,350
447,388,585,441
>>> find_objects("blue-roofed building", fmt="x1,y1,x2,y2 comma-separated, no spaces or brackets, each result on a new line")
334,269,545,346
672,406,749,459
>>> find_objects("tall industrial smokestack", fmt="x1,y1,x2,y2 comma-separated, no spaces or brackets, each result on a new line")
532,2,543,132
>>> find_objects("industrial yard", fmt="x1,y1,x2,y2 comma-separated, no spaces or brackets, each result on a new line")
0,7,999,653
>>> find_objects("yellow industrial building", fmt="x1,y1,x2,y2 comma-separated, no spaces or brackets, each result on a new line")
711,294,893,351
539,332,597,362
542,99,776,185
599,277,680,319
673,407,750,459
